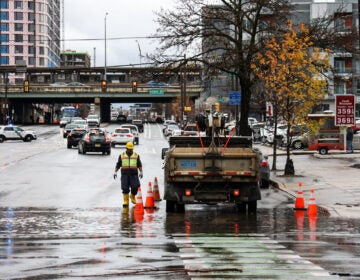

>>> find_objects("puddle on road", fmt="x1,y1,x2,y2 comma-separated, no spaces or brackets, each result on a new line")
1,206,360,279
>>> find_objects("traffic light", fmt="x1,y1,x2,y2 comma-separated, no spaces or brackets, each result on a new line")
101,80,107,92
23,80,29,93
132,81,137,93
214,102,220,112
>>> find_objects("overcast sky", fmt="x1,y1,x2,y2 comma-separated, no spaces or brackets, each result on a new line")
63,0,173,67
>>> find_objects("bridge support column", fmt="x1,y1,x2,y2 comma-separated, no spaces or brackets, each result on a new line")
100,100,111,123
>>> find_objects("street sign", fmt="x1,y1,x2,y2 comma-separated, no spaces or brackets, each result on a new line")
217,96,226,103
149,89,164,95
335,95,355,126
229,91,241,105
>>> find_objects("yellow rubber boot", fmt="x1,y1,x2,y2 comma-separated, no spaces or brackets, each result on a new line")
123,193,129,208
130,193,136,204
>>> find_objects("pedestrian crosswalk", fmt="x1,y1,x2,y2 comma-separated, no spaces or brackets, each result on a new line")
174,234,338,279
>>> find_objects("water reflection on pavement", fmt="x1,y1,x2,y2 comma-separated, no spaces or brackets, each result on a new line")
1,203,360,279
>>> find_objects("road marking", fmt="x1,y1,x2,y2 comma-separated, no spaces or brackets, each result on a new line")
173,235,338,279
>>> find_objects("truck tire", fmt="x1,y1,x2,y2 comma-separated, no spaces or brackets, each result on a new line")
248,201,257,214
166,200,185,213
319,147,328,155
166,200,176,213
0,135,4,143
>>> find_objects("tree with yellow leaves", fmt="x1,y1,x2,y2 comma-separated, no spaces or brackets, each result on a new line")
252,20,330,174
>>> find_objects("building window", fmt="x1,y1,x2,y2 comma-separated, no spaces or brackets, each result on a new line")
14,12,23,21
28,23,35,32
28,46,34,54
15,45,23,54
1,11,9,20
28,57,35,65
15,23,23,31
14,1,23,9
28,12,35,21
39,57,45,66
1,23,9,31
15,34,23,42
1,56,9,65
28,1,34,10
39,47,45,55
1,34,9,42
0,0,9,9
28,35,35,43
1,45,9,53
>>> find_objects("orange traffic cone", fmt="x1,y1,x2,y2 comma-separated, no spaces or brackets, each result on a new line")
153,177,162,201
144,182,155,209
307,189,317,217
293,182,306,210
134,187,144,215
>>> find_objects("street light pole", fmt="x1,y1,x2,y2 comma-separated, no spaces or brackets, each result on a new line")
104,12,108,80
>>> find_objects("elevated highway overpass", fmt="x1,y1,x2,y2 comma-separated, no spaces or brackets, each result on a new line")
0,83,202,123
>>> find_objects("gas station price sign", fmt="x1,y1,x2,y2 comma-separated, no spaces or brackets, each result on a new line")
335,95,355,126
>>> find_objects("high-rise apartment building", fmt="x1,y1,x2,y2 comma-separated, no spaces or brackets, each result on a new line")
0,0,61,71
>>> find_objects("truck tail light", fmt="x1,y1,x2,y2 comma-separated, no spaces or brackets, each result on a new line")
185,189,192,196
233,189,240,196
261,160,269,168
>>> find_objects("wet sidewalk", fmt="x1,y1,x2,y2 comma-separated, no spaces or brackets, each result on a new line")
256,144,360,218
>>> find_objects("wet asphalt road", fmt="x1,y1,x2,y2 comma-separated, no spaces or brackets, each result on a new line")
0,124,360,279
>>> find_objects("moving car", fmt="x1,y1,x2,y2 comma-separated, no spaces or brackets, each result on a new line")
132,119,144,133
0,125,37,142
63,123,83,138
86,114,100,127
110,127,135,147
162,119,177,133
120,124,140,144
78,130,111,155
116,114,127,124
59,117,71,128
67,128,87,148
182,123,205,136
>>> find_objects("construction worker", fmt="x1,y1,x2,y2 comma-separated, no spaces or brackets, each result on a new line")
113,142,143,207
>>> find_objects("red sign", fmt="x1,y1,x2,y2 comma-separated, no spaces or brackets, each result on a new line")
335,95,355,126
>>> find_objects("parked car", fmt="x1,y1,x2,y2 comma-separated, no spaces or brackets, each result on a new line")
182,123,205,136
110,127,135,147
147,80,169,87
162,120,178,133
132,119,144,133
67,128,87,148
120,124,140,145
164,124,181,136
78,130,111,155
86,114,100,127
0,125,37,142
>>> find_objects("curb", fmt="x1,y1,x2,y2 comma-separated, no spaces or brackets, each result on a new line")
270,178,331,216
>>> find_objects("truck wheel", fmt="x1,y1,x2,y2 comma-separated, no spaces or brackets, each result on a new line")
24,135,32,142
0,135,4,143
175,203,185,213
319,147,328,155
166,200,176,213
248,201,257,214
67,143,72,149
237,203,247,213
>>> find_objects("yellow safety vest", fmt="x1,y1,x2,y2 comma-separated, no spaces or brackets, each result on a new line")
121,151,138,170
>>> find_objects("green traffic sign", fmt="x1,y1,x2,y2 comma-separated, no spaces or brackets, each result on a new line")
218,97,225,103
149,89,164,95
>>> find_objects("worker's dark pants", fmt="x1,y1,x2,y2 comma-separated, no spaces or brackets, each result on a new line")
121,173,140,195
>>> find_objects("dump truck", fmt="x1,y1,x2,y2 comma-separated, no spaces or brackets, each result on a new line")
162,116,264,213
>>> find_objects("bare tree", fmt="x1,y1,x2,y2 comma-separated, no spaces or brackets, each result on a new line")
152,0,290,135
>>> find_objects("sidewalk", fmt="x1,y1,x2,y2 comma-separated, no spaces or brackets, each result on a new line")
256,144,360,218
